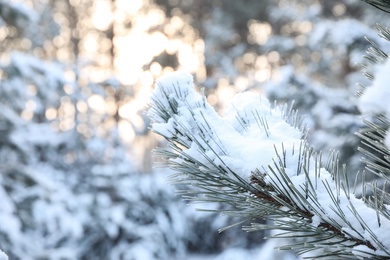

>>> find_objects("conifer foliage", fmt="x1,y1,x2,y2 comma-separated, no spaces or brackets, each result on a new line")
363,0,390,13
148,2,390,259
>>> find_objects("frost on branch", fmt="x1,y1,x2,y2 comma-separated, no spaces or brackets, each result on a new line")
148,72,390,259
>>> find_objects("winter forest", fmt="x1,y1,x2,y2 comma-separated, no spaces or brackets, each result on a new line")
1,0,390,259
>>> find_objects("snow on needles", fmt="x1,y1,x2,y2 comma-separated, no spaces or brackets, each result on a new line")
359,58,390,148
149,71,302,178
149,72,390,258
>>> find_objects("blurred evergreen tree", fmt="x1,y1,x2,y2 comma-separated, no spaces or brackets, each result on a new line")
0,1,263,259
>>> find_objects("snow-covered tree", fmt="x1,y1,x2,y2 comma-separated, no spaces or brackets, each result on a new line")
0,1,265,259
148,2,390,259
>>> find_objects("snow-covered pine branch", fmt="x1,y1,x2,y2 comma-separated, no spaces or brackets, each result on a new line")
148,72,390,259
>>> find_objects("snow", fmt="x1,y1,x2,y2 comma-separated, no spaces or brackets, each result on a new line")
150,72,302,179
310,19,376,50
150,72,390,258
3,0,390,258
152,118,176,138
0,1,38,24
359,58,390,149
0,250,8,260
359,59,390,115
188,244,296,260
10,52,67,90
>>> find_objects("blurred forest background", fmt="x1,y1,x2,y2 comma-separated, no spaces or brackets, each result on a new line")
0,0,389,259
